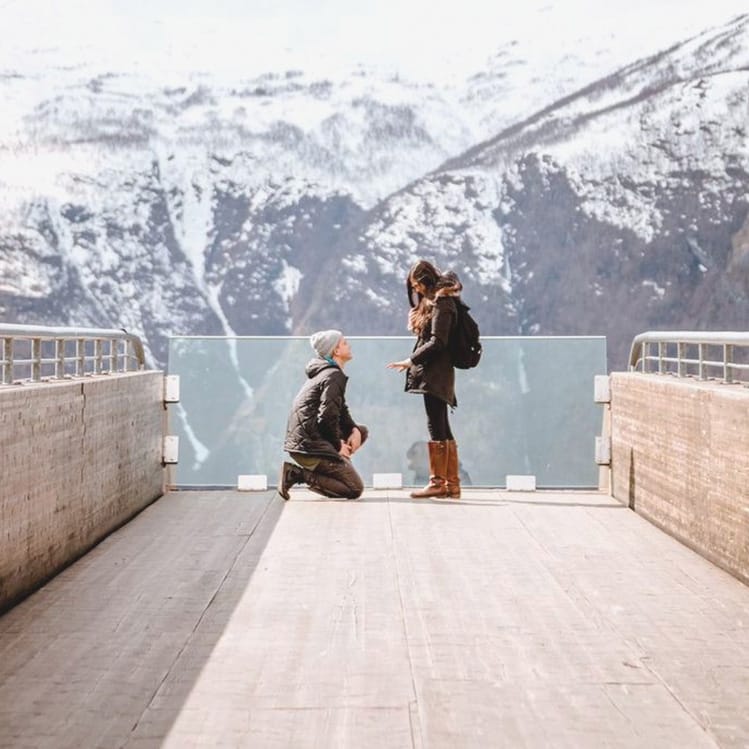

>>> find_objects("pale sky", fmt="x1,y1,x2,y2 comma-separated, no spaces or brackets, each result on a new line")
1,0,747,83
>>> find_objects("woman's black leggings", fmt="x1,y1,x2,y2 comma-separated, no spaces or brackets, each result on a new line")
423,394,454,441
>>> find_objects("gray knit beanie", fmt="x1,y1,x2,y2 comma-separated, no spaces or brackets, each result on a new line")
310,329,343,358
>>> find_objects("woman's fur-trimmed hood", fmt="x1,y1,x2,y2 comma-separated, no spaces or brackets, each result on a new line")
434,270,462,298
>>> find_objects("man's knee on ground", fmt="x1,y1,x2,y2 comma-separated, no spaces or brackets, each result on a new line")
345,476,364,499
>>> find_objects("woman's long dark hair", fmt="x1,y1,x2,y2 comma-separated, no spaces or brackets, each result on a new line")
406,260,457,336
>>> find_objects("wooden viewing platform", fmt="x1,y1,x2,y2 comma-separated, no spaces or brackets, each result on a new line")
1,489,748,748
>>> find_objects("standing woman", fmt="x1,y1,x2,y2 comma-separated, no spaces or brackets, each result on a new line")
387,260,463,499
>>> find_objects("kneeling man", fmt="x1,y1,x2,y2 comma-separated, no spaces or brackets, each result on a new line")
279,330,368,500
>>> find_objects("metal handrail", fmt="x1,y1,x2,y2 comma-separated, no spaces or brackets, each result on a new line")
629,331,749,384
0,324,146,385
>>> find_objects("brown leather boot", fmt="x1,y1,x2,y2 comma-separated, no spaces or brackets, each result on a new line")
410,441,448,498
445,440,461,499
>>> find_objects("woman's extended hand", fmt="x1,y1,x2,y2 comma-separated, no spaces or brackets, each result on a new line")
387,359,411,372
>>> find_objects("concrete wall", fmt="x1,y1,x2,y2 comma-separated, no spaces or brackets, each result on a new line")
610,372,749,585
0,371,165,611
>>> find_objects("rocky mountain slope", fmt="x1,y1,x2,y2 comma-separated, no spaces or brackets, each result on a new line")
0,14,747,369
304,14,749,368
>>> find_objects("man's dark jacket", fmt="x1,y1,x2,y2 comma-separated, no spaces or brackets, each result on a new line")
284,358,365,461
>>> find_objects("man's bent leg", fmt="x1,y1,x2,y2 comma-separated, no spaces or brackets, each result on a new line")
306,457,364,499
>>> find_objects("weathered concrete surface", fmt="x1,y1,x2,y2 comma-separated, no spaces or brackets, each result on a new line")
610,372,749,585
0,372,165,611
1,489,748,748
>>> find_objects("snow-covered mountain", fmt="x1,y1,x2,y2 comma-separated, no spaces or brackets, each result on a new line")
0,13,747,369
308,14,749,368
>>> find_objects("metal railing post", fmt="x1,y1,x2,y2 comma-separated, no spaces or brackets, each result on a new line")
55,339,65,380
77,339,85,376
94,339,103,374
725,344,734,384
2,337,12,384
698,343,705,380
32,338,41,381
677,342,686,378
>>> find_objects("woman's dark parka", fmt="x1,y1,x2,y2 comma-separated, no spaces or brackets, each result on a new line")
284,358,363,461
406,293,458,407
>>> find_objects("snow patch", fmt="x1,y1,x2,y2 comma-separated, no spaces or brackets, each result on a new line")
273,260,303,315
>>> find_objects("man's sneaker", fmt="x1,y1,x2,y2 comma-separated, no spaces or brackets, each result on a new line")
278,461,302,500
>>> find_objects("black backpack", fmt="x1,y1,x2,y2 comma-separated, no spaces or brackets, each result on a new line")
450,298,482,369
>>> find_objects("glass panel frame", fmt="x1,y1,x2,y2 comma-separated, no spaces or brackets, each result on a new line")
168,336,607,489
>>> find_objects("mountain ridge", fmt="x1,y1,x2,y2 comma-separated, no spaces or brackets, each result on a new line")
0,15,747,371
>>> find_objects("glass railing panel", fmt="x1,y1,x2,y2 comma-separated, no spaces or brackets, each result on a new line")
168,336,607,488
